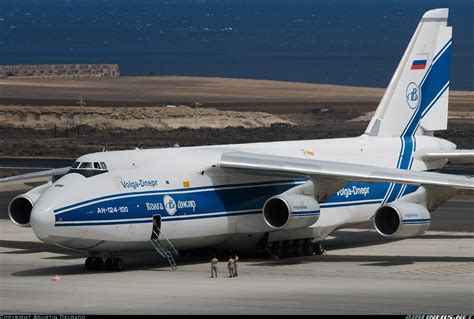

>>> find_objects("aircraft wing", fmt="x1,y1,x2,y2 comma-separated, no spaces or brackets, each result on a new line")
221,152,474,190
417,149,474,164
0,167,70,192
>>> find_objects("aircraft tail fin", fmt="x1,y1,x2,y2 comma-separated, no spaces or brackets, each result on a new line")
365,8,452,137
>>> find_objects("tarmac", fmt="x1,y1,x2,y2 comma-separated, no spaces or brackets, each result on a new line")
0,199,473,314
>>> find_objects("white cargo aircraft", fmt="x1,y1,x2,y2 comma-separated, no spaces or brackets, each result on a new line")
2,8,473,272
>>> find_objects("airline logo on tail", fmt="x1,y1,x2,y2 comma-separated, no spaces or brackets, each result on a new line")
406,82,420,109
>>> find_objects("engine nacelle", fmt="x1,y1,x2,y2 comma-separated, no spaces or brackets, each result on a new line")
8,183,51,227
374,202,431,239
263,194,320,230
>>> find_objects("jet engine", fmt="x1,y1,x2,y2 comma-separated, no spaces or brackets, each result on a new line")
263,194,320,230
8,183,51,227
373,202,431,238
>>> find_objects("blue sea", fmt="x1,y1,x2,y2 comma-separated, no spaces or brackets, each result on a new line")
0,0,473,90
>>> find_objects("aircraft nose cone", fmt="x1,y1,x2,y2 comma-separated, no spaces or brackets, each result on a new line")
30,204,55,243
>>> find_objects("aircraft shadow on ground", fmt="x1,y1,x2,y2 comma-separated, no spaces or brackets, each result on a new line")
10,252,209,277
0,239,81,256
10,262,175,277
248,255,474,268
323,230,474,249
415,234,474,240
6,229,474,277
12,253,474,277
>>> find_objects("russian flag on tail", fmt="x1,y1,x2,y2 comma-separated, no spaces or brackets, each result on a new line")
411,59,427,70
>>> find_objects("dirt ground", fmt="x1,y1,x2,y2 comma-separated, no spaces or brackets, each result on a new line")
0,105,294,130
0,76,472,158
1,76,473,111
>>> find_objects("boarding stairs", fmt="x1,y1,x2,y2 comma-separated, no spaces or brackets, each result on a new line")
151,229,179,270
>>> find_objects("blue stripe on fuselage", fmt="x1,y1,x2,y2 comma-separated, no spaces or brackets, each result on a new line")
53,181,417,227
53,179,305,214
55,182,299,223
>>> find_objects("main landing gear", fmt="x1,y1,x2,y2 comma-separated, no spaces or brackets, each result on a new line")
85,256,124,272
266,239,326,259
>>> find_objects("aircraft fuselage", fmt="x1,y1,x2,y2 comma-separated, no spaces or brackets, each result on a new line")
30,134,455,253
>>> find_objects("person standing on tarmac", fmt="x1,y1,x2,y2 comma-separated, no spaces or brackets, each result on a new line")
233,254,239,277
227,256,235,278
210,255,218,278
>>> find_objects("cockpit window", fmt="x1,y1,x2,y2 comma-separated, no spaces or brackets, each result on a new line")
68,160,109,178
80,162,93,169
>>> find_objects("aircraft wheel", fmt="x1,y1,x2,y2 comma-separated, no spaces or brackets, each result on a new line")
281,241,293,258
113,258,124,272
304,242,315,256
314,242,326,255
295,241,305,257
85,257,95,271
265,243,274,257
258,249,270,259
104,257,115,271
92,257,104,271
268,245,278,258
276,246,284,259
286,243,296,258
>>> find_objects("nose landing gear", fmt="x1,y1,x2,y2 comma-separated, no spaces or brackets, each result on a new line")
85,256,124,272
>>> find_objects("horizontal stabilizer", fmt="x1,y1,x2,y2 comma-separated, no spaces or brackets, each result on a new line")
417,149,474,164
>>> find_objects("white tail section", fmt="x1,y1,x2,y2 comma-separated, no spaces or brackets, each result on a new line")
365,8,452,137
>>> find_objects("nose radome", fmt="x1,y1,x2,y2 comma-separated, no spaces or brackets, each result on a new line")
30,202,55,243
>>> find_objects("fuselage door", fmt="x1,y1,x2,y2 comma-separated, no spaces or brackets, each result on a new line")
152,215,161,239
